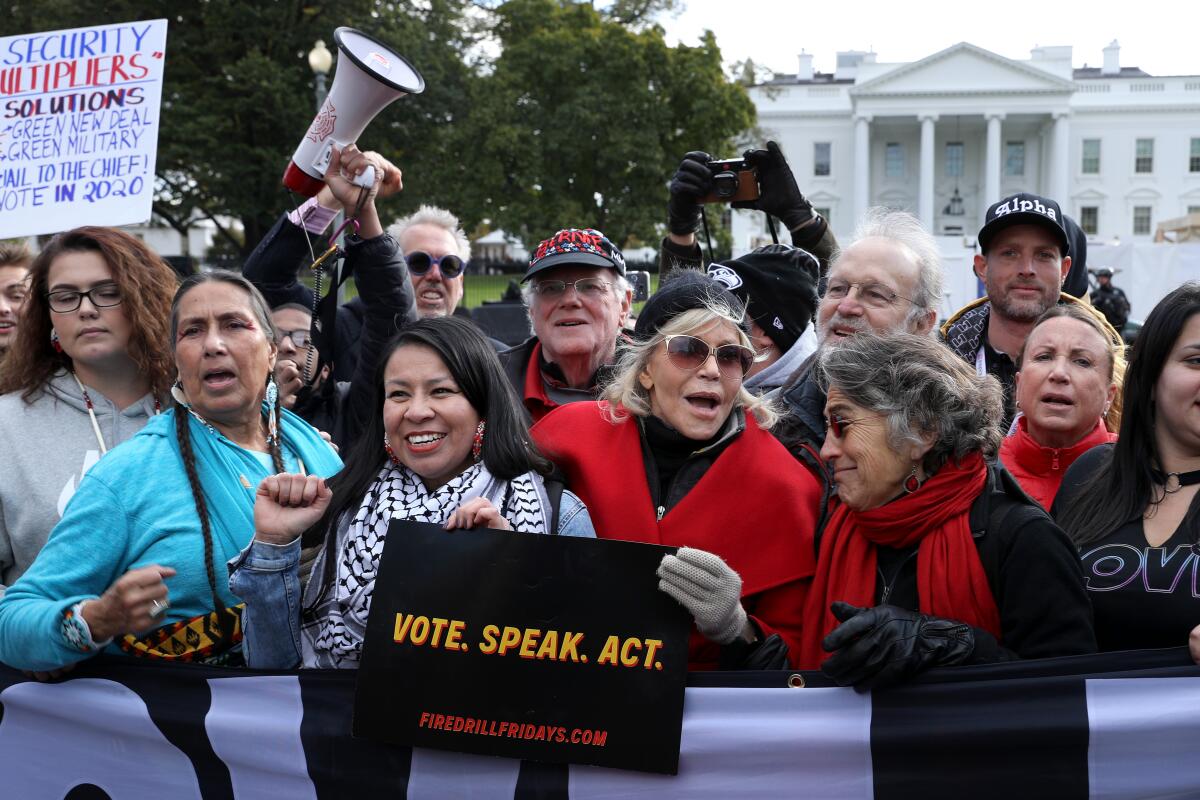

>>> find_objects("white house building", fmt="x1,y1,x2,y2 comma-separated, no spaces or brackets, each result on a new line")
738,41,1200,254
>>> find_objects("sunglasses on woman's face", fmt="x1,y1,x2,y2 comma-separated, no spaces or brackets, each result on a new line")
663,334,755,378
824,411,869,439
406,251,465,279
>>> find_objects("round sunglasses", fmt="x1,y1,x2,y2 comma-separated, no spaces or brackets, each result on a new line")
663,334,756,378
406,251,465,279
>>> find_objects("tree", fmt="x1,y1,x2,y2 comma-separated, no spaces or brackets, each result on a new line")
442,0,755,248
0,1,481,256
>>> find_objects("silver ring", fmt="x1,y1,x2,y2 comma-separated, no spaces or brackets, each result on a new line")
149,598,170,619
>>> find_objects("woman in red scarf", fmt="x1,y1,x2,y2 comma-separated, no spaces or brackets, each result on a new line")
802,333,1095,689
1000,304,1123,509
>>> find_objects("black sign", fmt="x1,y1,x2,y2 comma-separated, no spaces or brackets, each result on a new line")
353,520,691,774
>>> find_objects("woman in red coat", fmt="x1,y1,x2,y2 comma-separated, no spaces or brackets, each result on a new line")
533,271,820,671
1000,305,1122,509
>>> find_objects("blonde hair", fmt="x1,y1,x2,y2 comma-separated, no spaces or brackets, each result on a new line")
603,303,779,429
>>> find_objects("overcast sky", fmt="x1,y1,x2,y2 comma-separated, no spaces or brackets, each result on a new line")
657,0,1200,78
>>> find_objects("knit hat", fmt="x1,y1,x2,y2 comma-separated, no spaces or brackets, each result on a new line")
524,228,626,282
706,244,819,353
633,270,746,342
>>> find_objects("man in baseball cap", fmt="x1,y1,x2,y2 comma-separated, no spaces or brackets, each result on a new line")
941,192,1074,428
499,228,632,422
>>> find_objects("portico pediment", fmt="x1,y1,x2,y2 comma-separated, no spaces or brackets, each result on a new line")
851,42,1075,97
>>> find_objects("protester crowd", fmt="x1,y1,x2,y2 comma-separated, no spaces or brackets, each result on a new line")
1,139,1198,688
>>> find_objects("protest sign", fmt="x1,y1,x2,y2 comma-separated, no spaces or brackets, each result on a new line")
353,520,692,774
0,20,167,237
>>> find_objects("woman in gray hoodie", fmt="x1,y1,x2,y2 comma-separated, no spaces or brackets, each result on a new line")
0,227,177,595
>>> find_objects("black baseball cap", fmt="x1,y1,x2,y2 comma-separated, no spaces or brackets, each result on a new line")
978,193,1070,257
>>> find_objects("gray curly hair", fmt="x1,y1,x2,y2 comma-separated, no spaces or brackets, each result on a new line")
815,333,1003,474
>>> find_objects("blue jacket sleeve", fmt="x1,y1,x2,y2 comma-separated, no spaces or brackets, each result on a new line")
0,476,131,671
557,490,596,538
228,538,304,669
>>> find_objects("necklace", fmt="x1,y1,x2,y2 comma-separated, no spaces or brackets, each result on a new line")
1155,468,1200,495
71,371,161,455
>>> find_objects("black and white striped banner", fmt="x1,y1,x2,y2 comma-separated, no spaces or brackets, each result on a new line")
1,650,1197,799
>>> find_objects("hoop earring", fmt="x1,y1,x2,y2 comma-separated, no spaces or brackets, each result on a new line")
50,329,62,353
472,419,486,462
170,380,189,407
902,466,924,494
383,433,400,465
264,377,279,445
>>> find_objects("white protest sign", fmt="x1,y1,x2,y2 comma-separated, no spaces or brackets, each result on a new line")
0,19,167,237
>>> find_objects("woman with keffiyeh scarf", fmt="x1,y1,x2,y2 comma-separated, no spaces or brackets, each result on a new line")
229,317,594,669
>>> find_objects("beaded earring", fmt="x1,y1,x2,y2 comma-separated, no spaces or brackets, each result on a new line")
902,466,924,494
50,329,62,353
383,433,400,465
170,380,189,407
472,420,486,462
264,377,279,445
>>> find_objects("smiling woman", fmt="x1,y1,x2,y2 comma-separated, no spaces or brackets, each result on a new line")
0,271,343,675
0,228,176,608
532,271,822,671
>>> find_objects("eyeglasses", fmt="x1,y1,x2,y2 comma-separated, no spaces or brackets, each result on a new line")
824,280,913,309
824,411,871,439
275,328,312,348
406,251,465,279
46,283,122,313
531,277,612,300
663,334,756,378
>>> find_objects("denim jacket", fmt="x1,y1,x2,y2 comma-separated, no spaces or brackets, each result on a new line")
228,490,594,669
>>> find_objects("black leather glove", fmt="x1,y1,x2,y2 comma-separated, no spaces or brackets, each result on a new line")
734,141,815,233
667,151,713,235
820,602,975,691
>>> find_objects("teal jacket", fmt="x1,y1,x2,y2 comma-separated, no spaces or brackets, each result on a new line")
0,408,342,671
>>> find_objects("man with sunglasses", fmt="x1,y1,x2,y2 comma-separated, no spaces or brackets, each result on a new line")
387,206,469,320
772,208,943,479
501,228,633,422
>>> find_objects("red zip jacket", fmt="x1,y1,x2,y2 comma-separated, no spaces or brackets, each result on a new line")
999,417,1116,510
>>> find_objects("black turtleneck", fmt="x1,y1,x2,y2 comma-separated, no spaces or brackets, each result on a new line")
641,415,723,507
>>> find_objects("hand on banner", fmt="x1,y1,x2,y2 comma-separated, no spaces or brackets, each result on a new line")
443,498,513,531
254,474,331,545
24,662,76,683
1190,624,1200,665
657,547,754,645
820,602,976,691
81,565,177,642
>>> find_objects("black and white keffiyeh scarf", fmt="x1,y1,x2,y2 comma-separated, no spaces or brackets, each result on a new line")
302,461,552,668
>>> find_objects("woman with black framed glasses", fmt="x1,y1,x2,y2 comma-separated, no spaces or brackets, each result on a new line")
799,333,1094,690
533,271,820,670
0,227,177,603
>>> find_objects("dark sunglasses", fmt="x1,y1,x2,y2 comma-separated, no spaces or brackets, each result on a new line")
824,411,870,439
663,334,755,378
406,251,464,279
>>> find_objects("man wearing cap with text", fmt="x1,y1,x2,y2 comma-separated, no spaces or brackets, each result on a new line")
500,228,633,422
941,192,1074,429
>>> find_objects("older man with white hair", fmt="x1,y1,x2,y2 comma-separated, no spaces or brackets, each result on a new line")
772,208,943,476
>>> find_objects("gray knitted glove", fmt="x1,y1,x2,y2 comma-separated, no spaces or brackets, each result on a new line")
657,547,748,645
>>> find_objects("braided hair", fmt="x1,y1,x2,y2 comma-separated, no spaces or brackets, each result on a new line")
169,271,285,639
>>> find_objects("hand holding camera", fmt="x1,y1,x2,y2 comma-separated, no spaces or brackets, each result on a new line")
666,151,714,235
734,140,816,234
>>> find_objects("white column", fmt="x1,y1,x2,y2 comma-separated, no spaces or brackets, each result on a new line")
1051,111,1070,203
984,112,1004,220
854,115,871,221
918,114,937,230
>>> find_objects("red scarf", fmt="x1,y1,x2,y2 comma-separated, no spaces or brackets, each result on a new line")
797,452,1001,669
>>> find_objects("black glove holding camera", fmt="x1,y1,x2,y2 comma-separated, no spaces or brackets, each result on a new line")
667,151,714,235
820,601,976,691
734,141,820,235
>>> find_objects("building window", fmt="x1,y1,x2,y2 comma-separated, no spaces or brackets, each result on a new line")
1005,141,1025,176
1082,139,1101,174
1135,138,1154,173
1079,206,1099,235
814,207,831,226
1189,206,1200,215
1133,206,1152,235
814,142,831,176
885,143,904,178
1190,138,1200,172
945,142,964,178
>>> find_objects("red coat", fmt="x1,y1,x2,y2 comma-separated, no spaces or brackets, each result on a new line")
532,401,819,670
999,417,1117,510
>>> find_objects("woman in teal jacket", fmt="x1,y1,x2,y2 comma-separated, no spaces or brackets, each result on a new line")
0,272,341,674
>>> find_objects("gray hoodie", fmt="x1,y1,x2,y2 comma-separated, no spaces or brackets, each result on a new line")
0,371,161,594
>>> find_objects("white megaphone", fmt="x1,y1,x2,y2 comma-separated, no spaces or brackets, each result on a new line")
283,27,425,197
